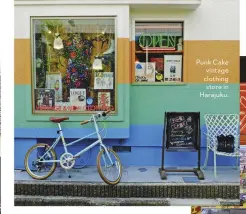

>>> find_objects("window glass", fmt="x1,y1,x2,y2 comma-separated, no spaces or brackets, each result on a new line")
32,18,116,113
135,22,184,83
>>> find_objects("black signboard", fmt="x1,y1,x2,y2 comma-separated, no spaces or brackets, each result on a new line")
165,112,200,151
159,112,204,180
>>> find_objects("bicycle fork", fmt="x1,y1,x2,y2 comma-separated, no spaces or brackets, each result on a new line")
93,115,114,167
100,144,114,167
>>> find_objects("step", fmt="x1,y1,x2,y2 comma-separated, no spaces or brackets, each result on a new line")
14,180,240,199
14,195,240,206
14,195,170,206
170,199,240,206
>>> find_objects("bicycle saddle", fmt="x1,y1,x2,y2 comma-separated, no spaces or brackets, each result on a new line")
49,117,69,123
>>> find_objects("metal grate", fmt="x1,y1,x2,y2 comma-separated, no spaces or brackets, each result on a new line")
112,146,131,152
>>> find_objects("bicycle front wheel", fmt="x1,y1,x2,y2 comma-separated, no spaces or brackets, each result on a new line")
24,143,57,180
97,148,122,185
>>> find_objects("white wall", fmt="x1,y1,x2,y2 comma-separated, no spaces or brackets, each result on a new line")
14,5,130,38
130,0,239,40
15,0,238,40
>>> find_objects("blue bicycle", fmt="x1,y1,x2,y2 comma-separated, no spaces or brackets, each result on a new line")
24,110,122,185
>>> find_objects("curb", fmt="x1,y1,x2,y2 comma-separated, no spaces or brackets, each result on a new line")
14,181,240,199
14,195,170,206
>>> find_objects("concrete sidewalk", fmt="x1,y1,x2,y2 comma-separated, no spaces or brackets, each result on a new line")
15,166,240,183
14,165,240,206
14,195,240,206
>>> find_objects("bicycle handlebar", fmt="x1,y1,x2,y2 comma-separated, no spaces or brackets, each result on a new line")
80,120,90,125
80,110,111,125
102,110,111,117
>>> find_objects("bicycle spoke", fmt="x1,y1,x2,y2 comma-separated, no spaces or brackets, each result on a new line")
98,149,121,183
25,144,56,179
101,153,108,168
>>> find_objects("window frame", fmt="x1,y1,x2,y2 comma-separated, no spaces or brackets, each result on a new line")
30,16,118,115
131,18,186,86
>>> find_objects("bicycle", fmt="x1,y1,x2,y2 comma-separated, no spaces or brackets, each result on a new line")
24,110,123,185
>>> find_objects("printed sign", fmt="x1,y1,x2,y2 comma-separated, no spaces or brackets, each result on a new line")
45,73,62,102
98,92,111,108
135,62,156,82
69,89,86,111
164,55,182,82
35,89,55,111
94,72,114,89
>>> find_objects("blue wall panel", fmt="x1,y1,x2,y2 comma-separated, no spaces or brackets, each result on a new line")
14,123,238,169
14,138,37,169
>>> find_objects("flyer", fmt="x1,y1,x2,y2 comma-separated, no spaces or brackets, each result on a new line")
69,89,86,111
164,55,182,82
94,72,114,89
45,72,63,102
135,62,156,82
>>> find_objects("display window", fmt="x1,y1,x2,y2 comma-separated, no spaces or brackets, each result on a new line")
133,22,184,83
31,17,116,114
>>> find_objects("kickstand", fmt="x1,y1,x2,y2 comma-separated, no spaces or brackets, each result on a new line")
65,168,71,178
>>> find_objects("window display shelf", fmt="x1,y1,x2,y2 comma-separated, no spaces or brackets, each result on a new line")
132,82,186,86
135,50,183,54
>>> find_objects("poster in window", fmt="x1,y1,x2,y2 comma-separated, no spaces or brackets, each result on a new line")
164,55,182,82
94,72,114,89
98,92,111,109
45,73,63,103
69,89,86,111
150,58,164,72
135,62,156,82
150,58,164,82
35,89,55,111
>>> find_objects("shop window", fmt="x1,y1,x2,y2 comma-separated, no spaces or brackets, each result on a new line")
31,17,116,114
134,22,184,83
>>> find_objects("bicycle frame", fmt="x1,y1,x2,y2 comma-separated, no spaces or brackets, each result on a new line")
38,114,114,165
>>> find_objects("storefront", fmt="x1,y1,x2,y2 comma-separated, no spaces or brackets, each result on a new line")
14,0,239,169
241,56,246,145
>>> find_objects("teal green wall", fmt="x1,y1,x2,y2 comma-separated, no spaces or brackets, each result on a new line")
15,83,239,128
130,84,239,125
15,83,239,168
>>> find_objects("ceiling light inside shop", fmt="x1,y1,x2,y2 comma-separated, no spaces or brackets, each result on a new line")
92,57,103,70
102,25,107,34
54,26,64,50
54,33,64,50
92,22,102,70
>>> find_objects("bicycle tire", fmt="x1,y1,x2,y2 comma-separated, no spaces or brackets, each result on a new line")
24,143,57,180
97,148,122,185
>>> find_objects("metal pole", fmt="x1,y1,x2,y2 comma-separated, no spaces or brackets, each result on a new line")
197,113,201,170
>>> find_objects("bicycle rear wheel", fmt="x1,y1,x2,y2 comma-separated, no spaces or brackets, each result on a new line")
97,148,122,185
24,143,57,180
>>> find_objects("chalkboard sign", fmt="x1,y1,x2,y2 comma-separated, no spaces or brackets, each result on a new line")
160,111,204,180
165,112,200,151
